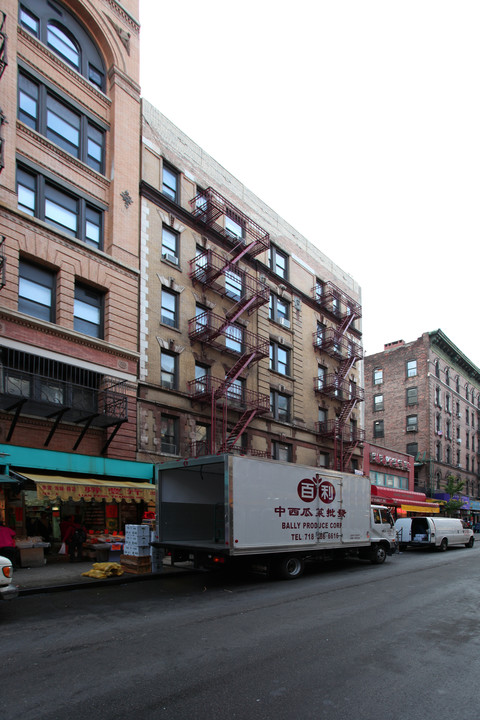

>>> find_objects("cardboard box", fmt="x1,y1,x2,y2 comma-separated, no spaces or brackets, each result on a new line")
19,547,45,568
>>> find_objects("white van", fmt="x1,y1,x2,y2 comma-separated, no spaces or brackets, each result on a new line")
395,516,474,552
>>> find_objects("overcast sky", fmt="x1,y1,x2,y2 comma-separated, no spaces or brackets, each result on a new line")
139,0,479,365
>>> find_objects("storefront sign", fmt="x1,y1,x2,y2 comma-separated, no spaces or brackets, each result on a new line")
369,451,410,471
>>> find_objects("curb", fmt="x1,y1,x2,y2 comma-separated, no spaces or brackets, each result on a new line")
18,566,198,596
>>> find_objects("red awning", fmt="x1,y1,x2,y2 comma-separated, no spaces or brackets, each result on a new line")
371,485,439,511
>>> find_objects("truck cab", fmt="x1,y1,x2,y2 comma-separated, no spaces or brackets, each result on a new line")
368,505,396,563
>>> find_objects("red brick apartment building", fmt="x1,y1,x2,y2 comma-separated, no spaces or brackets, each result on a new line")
0,0,141,469
364,331,480,506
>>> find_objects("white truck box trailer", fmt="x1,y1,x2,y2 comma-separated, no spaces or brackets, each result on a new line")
155,454,395,579
395,516,474,551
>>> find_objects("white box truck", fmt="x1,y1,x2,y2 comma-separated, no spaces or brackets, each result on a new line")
395,516,474,551
154,454,396,579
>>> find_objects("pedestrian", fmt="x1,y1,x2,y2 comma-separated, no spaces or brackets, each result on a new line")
0,518,21,568
63,516,87,562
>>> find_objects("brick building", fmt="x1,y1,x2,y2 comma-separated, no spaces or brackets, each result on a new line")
364,331,480,507
138,102,365,471
0,1,150,535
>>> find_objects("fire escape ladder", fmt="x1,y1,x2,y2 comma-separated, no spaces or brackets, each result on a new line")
0,12,7,81
213,352,258,400
220,409,258,452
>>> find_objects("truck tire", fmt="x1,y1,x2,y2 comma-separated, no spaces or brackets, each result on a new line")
275,555,305,580
465,536,475,548
438,538,448,552
370,543,387,564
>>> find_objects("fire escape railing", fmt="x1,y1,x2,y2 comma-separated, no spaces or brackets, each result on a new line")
190,187,270,258
188,311,269,361
0,236,5,290
189,249,269,316
313,327,362,362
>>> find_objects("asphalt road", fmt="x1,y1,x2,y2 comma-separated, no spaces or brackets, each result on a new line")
2,544,480,720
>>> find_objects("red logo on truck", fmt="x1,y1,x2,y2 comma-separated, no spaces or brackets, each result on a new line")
297,475,336,504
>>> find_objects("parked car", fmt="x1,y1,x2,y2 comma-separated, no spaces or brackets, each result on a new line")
0,555,18,600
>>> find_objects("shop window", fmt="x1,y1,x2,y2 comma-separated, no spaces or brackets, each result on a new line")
18,259,56,322
74,283,103,338
20,0,106,90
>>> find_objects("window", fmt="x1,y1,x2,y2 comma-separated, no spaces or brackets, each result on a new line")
406,442,418,457
318,452,330,468
446,446,451,464
317,365,326,390
407,387,418,406
435,414,441,433
445,367,450,386
270,294,290,326
161,289,178,328
373,394,384,411
445,394,451,414
226,377,245,404
20,0,105,90
406,415,418,432
160,415,178,454
195,304,208,332
446,419,451,440
373,368,383,385
269,245,288,279
225,213,244,241
19,73,106,171
194,363,210,393
272,441,292,462
434,359,440,378
225,268,244,301
314,321,325,347
18,260,55,322
270,390,290,422
162,163,178,202
270,341,290,375
160,351,177,390
161,226,179,263
406,359,417,377
225,324,243,353
373,420,384,438
315,279,324,301
74,283,103,338
318,407,327,429
17,166,103,248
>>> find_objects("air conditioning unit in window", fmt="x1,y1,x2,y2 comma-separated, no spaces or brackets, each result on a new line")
456,438,462,444
278,317,290,328
162,252,179,265
406,426,417,432
162,379,175,390
457,413,462,418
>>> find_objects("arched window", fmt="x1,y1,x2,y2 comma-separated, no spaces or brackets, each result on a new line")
19,1,105,90
47,21,80,69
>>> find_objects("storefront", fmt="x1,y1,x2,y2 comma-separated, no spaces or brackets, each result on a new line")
433,493,480,525
0,444,155,562
364,443,440,517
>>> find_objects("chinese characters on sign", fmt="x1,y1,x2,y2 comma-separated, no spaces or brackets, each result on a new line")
273,474,347,542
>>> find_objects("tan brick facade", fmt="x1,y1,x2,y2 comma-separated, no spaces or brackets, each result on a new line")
0,0,141,460
138,102,364,470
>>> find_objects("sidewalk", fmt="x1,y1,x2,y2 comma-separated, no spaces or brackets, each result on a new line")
12,556,195,596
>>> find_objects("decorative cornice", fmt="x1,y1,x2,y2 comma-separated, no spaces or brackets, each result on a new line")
0,309,140,363
0,208,140,279
102,0,140,33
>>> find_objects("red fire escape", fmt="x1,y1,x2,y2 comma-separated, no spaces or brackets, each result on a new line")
312,281,364,471
187,188,270,455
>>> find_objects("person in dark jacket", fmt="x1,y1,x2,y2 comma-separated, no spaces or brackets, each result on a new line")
63,517,86,562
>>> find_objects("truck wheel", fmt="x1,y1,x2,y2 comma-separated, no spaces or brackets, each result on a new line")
370,544,387,564
438,538,448,552
465,537,475,548
275,556,305,580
